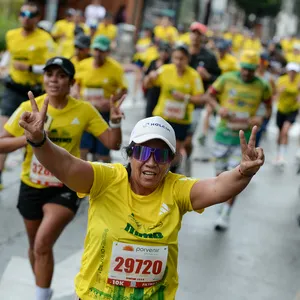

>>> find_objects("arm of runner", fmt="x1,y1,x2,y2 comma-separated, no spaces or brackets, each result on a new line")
143,70,159,89
190,126,264,210
96,94,126,150
0,130,27,153
19,91,94,193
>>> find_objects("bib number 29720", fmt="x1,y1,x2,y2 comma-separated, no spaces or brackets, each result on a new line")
108,242,168,288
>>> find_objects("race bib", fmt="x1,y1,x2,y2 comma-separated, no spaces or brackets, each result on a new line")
163,100,187,120
29,155,63,187
227,111,250,130
83,88,104,101
108,242,168,288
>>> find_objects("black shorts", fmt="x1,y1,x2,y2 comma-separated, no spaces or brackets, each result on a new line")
168,121,190,141
1,86,29,117
17,181,81,220
276,110,298,130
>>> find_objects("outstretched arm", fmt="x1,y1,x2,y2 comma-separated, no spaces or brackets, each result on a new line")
19,92,94,193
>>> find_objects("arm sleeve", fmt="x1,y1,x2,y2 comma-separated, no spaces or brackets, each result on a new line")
84,102,109,136
211,74,226,94
173,176,202,215
4,103,27,137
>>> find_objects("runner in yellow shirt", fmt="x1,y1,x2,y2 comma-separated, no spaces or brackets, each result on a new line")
75,35,128,163
0,2,55,189
274,62,300,166
154,16,178,44
243,32,262,53
285,43,300,64
216,40,239,74
144,44,205,173
94,12,118,46
0,56,124,300
70,34,91,72
18,97,265,299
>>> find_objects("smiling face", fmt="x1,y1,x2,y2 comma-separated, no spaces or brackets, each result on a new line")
43,66,73,97
129,139,173,195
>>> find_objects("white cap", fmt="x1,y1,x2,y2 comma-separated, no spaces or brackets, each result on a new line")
286,62,300,72
129,116,176,153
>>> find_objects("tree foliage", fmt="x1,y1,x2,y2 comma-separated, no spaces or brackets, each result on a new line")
235,0,282,17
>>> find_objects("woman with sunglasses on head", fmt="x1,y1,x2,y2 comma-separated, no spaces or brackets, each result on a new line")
19,93,264,299
144,44,205,174
0,57,124,300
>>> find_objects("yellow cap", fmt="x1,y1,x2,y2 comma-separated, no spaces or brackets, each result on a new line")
240,50,259,70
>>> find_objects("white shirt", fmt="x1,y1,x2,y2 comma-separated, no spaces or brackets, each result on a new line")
85,4,106,26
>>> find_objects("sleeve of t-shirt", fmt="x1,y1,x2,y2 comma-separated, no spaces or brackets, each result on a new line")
77,161,117,199
152,66,164,87
210,74,226,94
192,72,204,95
4,102,28,137
84,102,109,136
173,176,203,215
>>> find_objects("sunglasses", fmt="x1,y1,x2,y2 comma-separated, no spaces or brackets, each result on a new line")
20,10,38,19
131,145,173,164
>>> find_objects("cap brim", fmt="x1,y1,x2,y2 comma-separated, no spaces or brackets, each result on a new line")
91,44,110,51
240,63,257,70
43,64,73,77
131,133,176,154
75,43,88,49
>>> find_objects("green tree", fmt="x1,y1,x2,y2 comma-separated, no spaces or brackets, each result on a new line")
235,0,282,17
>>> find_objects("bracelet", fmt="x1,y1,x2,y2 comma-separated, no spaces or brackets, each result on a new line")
28,65,33,72
26,131,47,148
238,166,256,178
109,120,121,129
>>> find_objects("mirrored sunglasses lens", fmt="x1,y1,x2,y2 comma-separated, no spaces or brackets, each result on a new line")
154,149,171,164
132,146,151,161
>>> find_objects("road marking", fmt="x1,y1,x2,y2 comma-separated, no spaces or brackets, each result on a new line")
0,250,83,299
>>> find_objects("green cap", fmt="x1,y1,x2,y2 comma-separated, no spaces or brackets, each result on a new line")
91,35,111,51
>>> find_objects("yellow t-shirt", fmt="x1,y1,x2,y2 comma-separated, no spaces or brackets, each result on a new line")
276,74,300,113
75,162,202,299
285,52,300,64
75,57,127,99
133,38,153,62
142,46,159,69
152,64,204,125
4,94,108,189
52,20,90,58
154,25,178,43
6,28,55,86
177,32,191,45
218,53,239,74
243,38,262,53
223,33,244,54
94,23,118,41
281,38,297,54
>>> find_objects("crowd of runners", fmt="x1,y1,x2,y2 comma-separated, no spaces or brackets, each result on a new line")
0,1,299,299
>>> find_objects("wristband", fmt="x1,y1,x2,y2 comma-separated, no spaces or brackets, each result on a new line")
109,120,121,129
238,166,256,178
26,131,47,148
184,94,191,102
28,65,33,72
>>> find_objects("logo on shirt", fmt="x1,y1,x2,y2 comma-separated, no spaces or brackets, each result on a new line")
229,89,237,97
159,203,170,216
124,223,163,239
71,117,80,125
29,45,35,51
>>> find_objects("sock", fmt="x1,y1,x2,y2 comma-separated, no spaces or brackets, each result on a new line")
221,203,232,216
36,286,52,300
278,145,287,157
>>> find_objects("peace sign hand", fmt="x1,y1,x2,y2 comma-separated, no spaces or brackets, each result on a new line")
110,94,126,124
19,91,49,143
239,126,265,177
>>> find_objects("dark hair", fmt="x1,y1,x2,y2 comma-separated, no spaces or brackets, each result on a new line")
173,44,190,58
23,1,40,15
124,142,135,177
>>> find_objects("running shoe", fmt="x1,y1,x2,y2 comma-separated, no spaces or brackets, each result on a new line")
214,213,230,231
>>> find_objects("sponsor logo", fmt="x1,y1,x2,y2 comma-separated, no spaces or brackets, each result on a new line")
124,223,163,239
123,245,134,251
142,122,171,132
159,203,170,216
136,247,159,253
71,117,80,125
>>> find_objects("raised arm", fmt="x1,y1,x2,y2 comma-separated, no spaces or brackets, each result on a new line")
19,92,94,193
190,126,264,210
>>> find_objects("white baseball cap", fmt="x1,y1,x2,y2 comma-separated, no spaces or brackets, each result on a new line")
286,62,300,72
129,116,176,153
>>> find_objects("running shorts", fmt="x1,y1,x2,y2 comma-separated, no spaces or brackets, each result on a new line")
17,181,81,220
276,110,298,130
